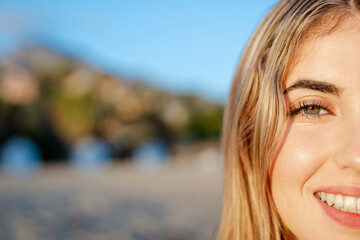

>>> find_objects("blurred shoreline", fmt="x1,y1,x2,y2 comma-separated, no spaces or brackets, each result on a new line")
0,143,223,240
0,31,224,240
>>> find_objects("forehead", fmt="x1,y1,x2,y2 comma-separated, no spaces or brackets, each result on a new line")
286,15,360,88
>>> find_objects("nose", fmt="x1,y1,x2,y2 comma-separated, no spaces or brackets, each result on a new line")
335,118,360,172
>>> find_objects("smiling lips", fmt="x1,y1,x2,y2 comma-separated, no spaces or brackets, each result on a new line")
316,192,360,213
315,189,360,228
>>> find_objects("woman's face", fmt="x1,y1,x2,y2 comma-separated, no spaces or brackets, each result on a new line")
271,15,360,240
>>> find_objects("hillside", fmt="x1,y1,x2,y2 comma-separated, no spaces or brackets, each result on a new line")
0,46,223,162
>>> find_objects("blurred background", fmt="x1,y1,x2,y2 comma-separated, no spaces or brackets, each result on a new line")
0,0,278,239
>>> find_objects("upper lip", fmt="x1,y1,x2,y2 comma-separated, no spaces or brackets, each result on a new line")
314,186,360,198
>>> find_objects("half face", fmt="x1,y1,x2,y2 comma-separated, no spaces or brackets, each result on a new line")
271,15,360,240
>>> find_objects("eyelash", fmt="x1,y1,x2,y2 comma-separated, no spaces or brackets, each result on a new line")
287,100,333,119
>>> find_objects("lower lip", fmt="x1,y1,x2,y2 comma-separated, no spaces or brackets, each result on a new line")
316,196,360,228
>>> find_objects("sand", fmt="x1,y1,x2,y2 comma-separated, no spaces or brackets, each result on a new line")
0,161,222,240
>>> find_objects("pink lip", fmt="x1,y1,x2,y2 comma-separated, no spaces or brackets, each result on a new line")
315,197,360,228
315,186,360,228
315,186,360,198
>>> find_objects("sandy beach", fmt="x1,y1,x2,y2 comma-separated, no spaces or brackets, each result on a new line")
0,159,222,240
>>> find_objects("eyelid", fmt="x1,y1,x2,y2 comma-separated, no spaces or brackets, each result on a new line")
287,98,334,119
289,99,330,113
287,95,335,112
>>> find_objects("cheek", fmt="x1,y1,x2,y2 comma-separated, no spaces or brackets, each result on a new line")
272,124,337,188
271,122,340,237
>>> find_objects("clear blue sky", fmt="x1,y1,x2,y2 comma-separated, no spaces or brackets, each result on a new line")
0,0,279,103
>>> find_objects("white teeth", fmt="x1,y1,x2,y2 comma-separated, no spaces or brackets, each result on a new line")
344,196,357,210
316,192,360,213
327,193,335,206
334,194,344,208
321,192,326,201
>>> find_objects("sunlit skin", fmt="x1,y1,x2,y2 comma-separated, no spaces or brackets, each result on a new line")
271,15,360,240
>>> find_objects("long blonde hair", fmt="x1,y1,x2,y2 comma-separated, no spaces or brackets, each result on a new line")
218,0,360,239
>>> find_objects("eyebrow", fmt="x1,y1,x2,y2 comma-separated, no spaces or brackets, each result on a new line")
283,79,343,96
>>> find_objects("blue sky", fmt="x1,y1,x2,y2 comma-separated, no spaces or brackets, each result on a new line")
0,0,278,103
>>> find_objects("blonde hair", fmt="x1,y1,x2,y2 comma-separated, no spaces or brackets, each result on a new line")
218,0,360,239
